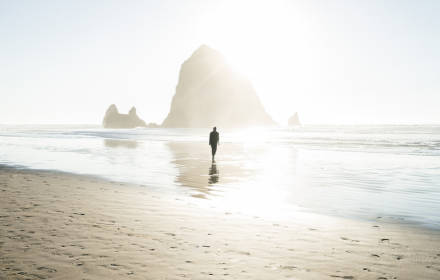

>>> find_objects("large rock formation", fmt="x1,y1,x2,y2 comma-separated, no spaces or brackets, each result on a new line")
288,112,301,126
161,45,277,128
102,104,147,128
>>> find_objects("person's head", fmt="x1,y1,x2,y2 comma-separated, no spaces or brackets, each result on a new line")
213,127,217,131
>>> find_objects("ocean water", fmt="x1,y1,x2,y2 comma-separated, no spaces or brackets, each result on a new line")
0,124,439,228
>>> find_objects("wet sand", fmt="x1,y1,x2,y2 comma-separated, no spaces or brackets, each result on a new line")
1,166,440,279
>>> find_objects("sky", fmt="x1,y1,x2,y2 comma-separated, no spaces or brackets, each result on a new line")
1,0,439,125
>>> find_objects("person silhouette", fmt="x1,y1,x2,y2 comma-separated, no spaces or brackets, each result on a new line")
209,127,219,161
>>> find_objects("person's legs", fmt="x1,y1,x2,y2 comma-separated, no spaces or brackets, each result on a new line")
211,144,217,159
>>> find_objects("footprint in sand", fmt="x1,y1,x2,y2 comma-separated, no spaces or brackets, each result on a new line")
331,276,354,279
36,267,57,273
281,265,297,270
340,237,359,242
379,239,390,245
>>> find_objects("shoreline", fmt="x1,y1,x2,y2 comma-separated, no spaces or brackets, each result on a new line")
2,163,439,232
1,166,440,279
1,127,439,231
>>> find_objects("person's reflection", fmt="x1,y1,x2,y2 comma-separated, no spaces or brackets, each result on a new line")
208,163,219,184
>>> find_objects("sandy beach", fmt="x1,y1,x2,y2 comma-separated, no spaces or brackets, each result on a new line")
0,166,439,280
2,0,440,278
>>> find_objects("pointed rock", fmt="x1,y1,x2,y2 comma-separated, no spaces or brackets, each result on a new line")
161,45,277,128
288,112,301,126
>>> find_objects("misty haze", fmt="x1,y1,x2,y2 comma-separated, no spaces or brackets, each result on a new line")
1,1,439,279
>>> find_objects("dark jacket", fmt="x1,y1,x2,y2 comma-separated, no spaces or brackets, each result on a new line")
209,131,219,146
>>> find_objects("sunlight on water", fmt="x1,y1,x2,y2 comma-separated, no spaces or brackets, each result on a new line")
0,125,439,227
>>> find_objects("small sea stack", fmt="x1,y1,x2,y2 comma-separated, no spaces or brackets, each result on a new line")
288,112,301,126
102,104,147,128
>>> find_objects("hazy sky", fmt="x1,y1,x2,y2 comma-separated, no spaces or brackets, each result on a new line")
1,0,439,125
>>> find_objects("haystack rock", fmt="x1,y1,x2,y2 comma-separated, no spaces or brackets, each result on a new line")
288,112,301,126
161,45,277,128
102,104,147,128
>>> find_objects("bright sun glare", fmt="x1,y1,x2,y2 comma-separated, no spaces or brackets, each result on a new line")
194,0,314,124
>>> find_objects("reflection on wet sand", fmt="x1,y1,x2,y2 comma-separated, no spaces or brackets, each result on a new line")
167,141,303,218
209,163,219,184
166,142,292,201
104,139,138,149
166,142,257,198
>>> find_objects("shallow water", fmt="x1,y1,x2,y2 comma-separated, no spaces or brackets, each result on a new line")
0,125,439,227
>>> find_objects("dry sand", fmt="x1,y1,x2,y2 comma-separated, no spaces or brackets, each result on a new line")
1,166,439,280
